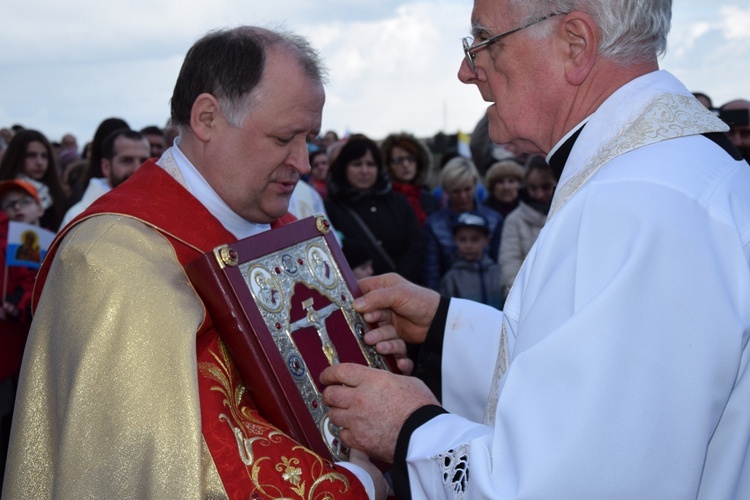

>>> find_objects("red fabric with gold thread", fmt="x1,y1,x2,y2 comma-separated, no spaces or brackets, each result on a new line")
33,161,368,499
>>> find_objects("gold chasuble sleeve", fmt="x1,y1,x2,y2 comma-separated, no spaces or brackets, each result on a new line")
3,215,223,498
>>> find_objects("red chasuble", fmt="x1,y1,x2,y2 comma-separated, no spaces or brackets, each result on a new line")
33,161,368,499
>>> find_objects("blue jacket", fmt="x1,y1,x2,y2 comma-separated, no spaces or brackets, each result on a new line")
422,204,503,290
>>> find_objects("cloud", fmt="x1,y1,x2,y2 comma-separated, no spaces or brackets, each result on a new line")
661,3,750,106
1,0,747,145
309,2,486,138
721,5,750,40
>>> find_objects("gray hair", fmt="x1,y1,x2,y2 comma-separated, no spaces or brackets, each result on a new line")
170,26,327,130
510,0,672,64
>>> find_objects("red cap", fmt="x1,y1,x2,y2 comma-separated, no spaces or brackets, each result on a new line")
0,179,41,205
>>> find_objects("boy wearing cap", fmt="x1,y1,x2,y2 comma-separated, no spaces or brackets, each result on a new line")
0,179,43,482
439,212,504,309
0,180,44,227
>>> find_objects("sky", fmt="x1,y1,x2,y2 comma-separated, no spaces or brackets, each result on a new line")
1,0,749,146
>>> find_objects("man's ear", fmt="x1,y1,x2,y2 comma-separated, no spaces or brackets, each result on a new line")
558,12,599,86
190,93,221,142
100,158,111,179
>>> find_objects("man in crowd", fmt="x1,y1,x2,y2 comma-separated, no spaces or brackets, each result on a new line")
720,98,750,163
59,128,149,228
4,26,385,499
140,125,168,158
321,0,750,498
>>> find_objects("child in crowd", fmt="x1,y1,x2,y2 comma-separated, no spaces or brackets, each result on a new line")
0,179,44,485
439,212,503,309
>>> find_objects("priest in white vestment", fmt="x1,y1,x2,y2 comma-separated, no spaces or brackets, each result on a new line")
320,1,750,498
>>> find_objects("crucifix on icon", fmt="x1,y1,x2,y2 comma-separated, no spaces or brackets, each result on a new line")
289,297,341,366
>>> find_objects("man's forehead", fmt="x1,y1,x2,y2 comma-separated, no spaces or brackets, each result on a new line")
472,0,512,28
114,136,150,152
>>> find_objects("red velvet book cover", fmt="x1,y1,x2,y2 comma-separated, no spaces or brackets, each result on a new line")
185,215,398,462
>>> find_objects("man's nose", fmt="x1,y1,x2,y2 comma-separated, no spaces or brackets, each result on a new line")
289,142,312,176
458,57,477,84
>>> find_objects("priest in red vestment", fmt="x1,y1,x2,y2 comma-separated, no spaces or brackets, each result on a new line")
2,27,389,499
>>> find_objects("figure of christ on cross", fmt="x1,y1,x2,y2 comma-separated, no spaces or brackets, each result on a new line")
288,297,341,366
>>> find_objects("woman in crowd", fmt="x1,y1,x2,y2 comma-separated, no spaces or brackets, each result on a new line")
498,155,557,296
324,136,422,283
381,132,440,226
307,149,329,199
422,156,503,290
484,159,524,217
0,129,67,230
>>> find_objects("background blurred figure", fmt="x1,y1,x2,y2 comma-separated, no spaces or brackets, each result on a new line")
692,92,713,109
483,159,524,216
381,132,440,226
422,156,502,290
60,129,150,229
498,156,557,297
0,129,68,230
139,125,167,159
60,133,78,154
0,129,12,158
719,99,750,163
60,159,87,200
307,149,329,199
70,117,130,204
439,212,503,309
325,136,422,282
56,147,80,183
321,130,339,151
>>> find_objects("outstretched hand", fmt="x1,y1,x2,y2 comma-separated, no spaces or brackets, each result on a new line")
321,363,440,463
354,273,440,346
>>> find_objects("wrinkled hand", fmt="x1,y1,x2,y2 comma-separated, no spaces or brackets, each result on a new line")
347,448,390,500
354,273,440,346
322,363,440,463
363,324,413,375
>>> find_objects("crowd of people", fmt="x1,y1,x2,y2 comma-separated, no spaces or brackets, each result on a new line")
1,0,750,496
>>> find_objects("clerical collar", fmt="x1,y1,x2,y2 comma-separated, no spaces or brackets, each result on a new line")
546,119,588,181
157,140,271,240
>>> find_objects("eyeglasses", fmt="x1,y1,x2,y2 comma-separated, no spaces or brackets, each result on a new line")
462,12,566,76
391,155,417,166
1,197,35,212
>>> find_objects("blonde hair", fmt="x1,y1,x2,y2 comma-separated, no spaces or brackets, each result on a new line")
440,157,482,192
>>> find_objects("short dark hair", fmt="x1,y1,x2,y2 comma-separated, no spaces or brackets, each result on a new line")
139,125,164,137
329,137,384,188
84,117,130,182
170,26,326,129
101,129,145,161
